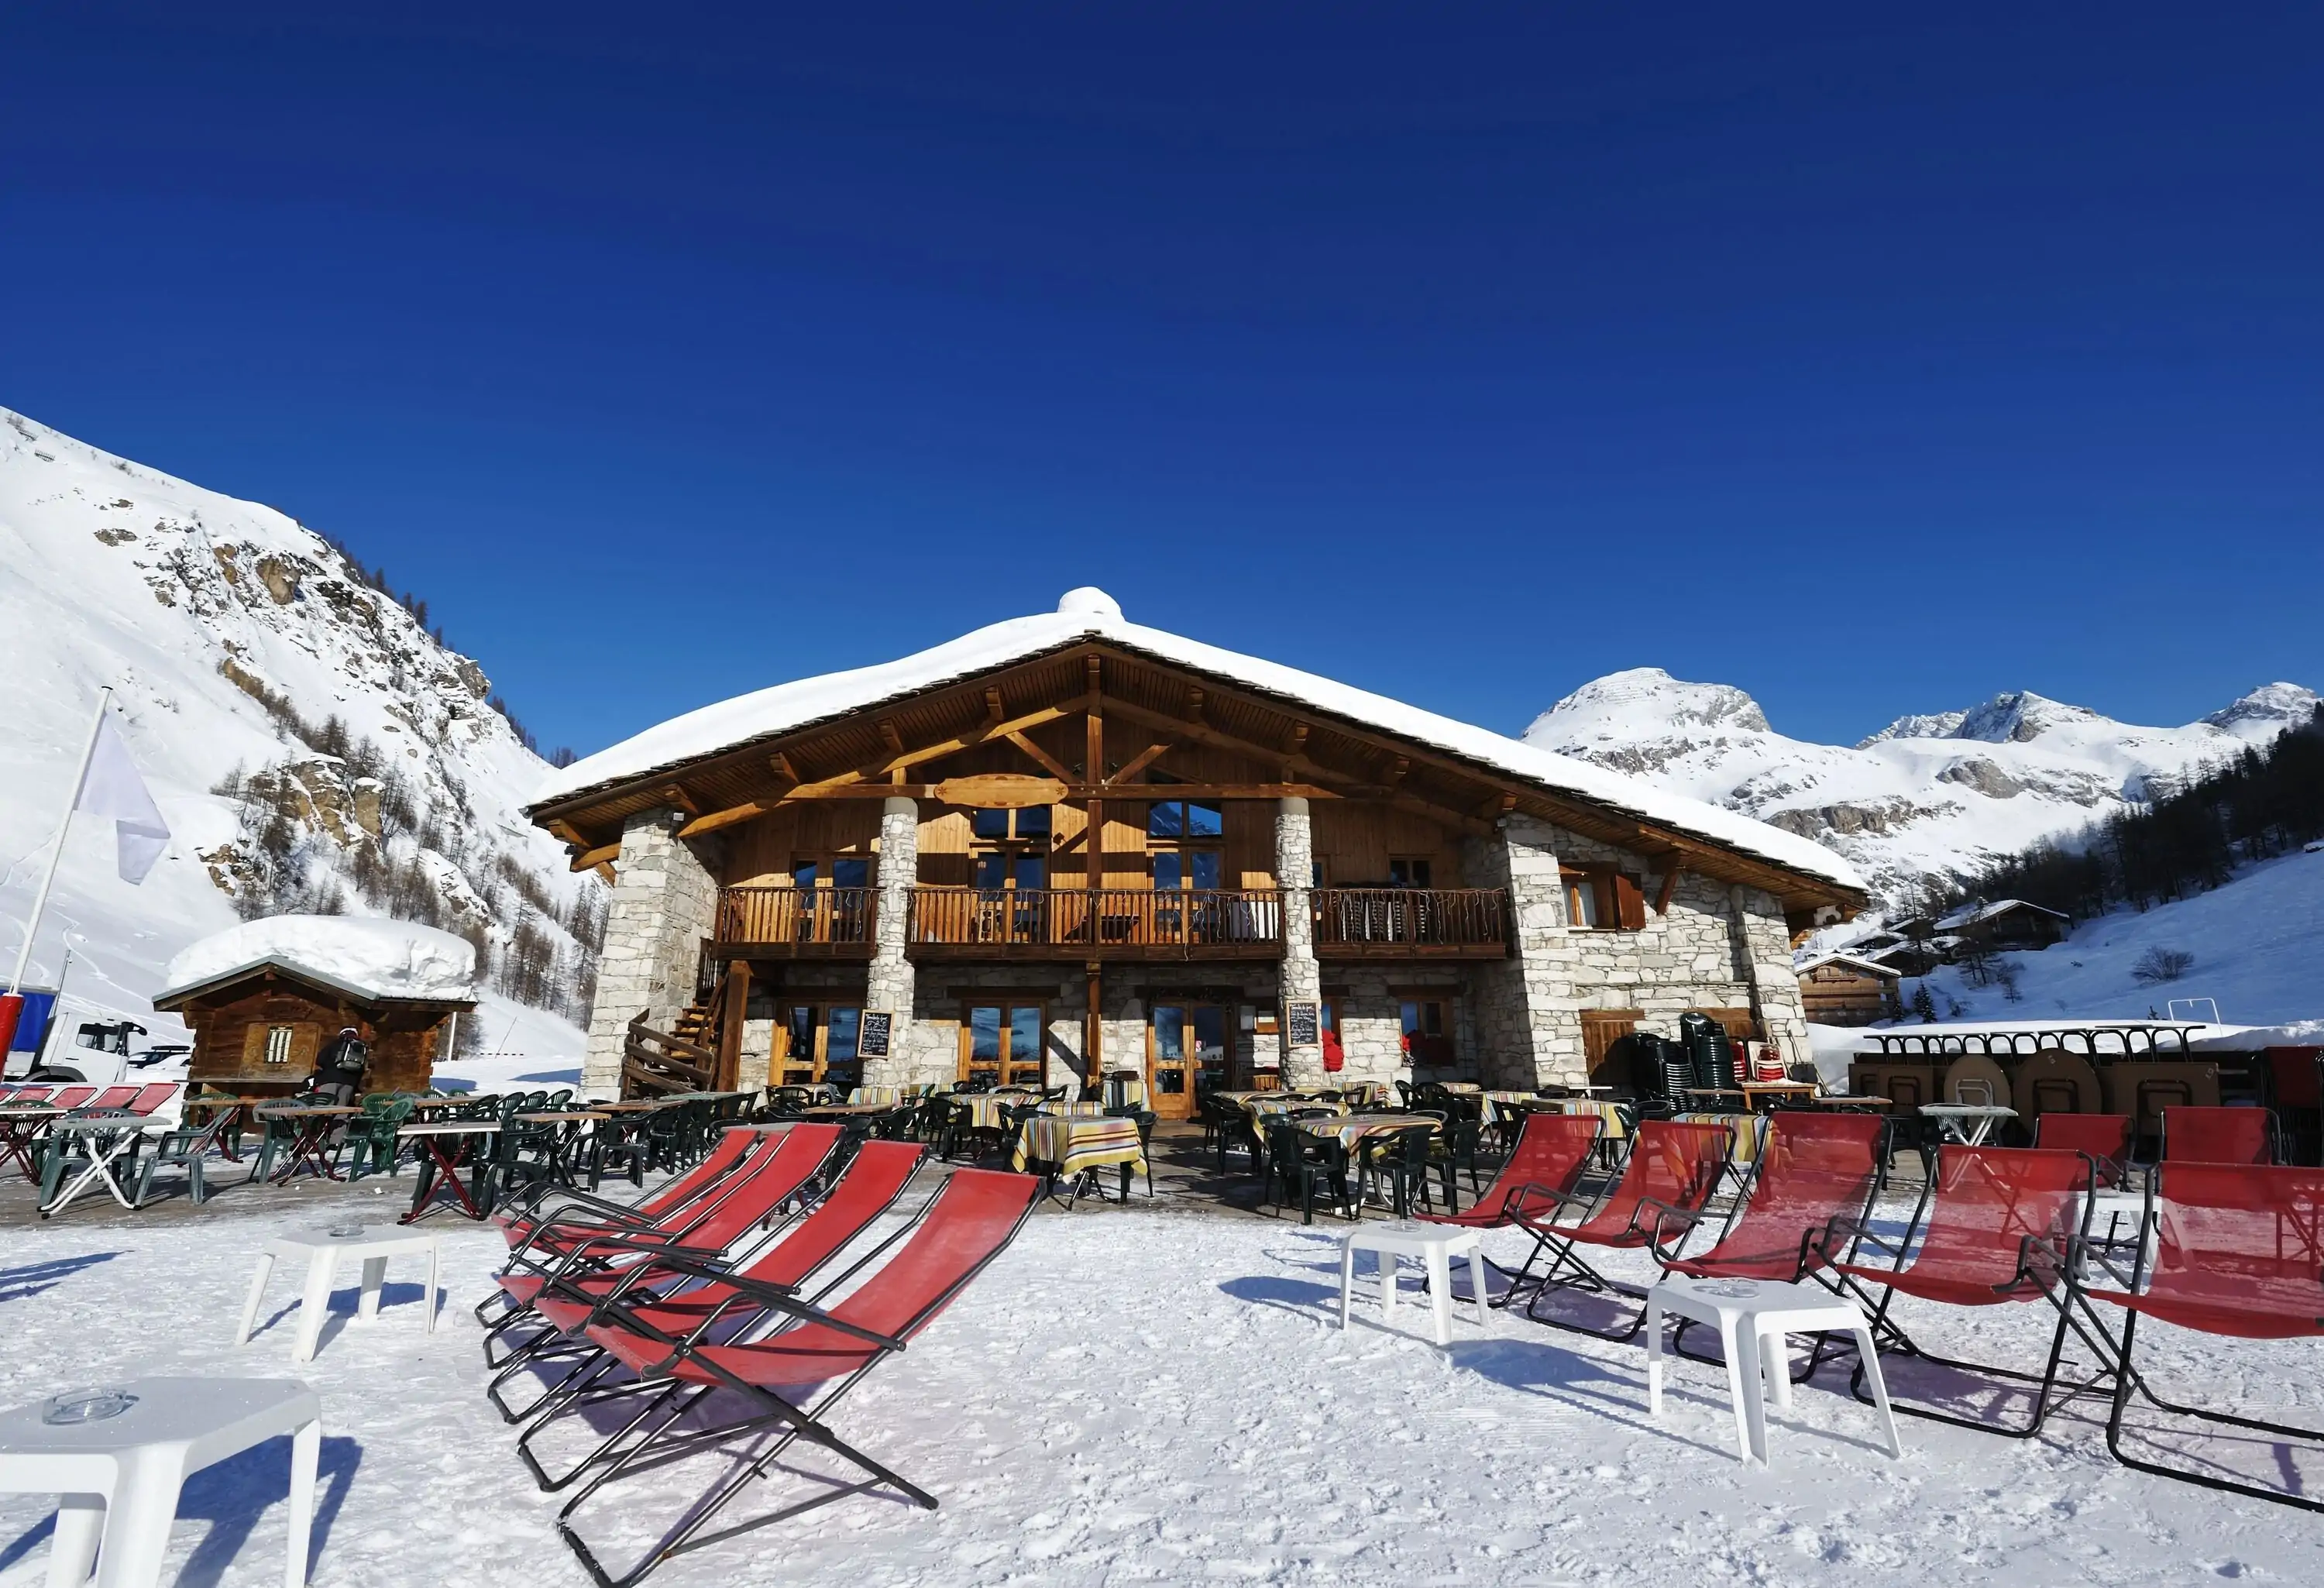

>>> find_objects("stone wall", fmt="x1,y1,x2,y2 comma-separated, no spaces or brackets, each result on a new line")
1730,882,1815,1067
580,808,724,1096
861,796,920,1086
1320,966,1465,1090
1545,827,1758,1036
1462,813,1584,1087
1274,798,1324,1087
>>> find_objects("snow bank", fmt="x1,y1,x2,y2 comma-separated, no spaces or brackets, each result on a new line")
532,589,1865,892
158,914,477,1003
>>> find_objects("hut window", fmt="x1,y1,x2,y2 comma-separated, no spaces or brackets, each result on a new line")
262,1024,296,1064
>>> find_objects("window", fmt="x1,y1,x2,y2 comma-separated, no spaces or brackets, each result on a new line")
1563,866,1646,931
263,1024,295,1065
1388,858,1433,889
1565,871,1604,929
779,1003,865,1088
1147,799,1222,839
971,806,1050,841
790,855,874,942
1400,999,1447,1040
1400,996,1455,1067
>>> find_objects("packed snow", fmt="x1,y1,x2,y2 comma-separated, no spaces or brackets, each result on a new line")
535,589,1865,894
0,404,590,1070
2,1191,2319,1586
158,916,479,1005
1525,666,2316,907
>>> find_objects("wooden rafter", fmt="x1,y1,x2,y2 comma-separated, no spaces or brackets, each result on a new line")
569,840,622,873
1004,730,1075,783
1654,858,1684,916
983,686,1005,727
660,784,700,817
1109,740,1172,785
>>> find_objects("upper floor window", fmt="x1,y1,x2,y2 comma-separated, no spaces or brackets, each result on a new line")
1388,857,1433,889
971,806,1050,841
1147,799,1222,839
1564,866,1645,931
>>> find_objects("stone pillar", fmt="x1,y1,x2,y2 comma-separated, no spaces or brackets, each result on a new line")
1275,797,1323,1086
1731,883,1814,1069
580,808,724,1097
862,796,920,1089
1463,813,1587,1088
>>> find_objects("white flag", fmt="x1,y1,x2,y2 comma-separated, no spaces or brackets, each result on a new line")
75,713,170,885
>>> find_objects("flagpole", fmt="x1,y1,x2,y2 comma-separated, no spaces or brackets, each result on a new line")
7,687,112,995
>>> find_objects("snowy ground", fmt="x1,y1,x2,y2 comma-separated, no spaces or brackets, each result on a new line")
2,1184,2320,1587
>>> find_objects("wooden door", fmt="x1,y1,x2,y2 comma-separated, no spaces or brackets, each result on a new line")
777,1003,865,1091
1147,1002,1223,1120
961,1002,1046,1090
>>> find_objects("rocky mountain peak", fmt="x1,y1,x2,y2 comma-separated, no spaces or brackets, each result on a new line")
1528,666,1771,739
2204,682,2320,741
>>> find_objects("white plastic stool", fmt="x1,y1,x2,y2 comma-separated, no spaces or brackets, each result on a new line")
235,1226,442,1363
1645,1273,1902,1466
1338,1220,1488,1345
0,1376,319,1588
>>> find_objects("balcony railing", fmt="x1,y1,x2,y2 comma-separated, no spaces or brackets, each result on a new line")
907,887,1284,956
713,886,876,954
1312,888,1510,957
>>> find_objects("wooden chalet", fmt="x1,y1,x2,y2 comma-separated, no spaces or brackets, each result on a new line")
1793,952,1905,1026
530,589,1865,1115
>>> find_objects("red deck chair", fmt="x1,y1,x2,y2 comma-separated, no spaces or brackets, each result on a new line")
1646,1112,1886,1377
125,1083,180,1116
481,1126,841,1347
48,1087,97,1110
7,1087,54,1105
2071,1161,2324,1510
1420,1111,1601,1230
504,1139,930,1468
1504,1119,1733,1337
2161,1106,2277,1166
2033,1112,2133,1188
82,1085,138,1111
1825,1145,2102,1437
554,1167,1041,1588
495,1124,759,1248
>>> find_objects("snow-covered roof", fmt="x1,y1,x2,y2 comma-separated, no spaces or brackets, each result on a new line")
1934,898,2071,931
1793,951,1903,978
156,915,479,1006
533,589,1865,892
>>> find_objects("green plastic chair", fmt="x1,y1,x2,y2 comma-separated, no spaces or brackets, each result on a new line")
346,1096,417,1178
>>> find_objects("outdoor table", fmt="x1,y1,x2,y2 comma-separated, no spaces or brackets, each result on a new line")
0,1376,321,1588
395,1119,501,1222
1036,1099,1110,1119
183,1095,278,1163
1646,1273,1901,1466
1683,1088,1750,1107
1800,1093,1893,1110
1339,1220,1488,1345
39,1112,154,1216
1738,1081,1821,1110
947,1094,1034,1133
1009,1113,1145,1201
404,1096,476,1115
2070,1188,2158,1278
0,1102,60,1183
1553,1098,1632,1141
1920,1102,2016,1146
514,1110,610,1188
1294,1112,1425,1153
1245,1096,1348,1136
235,1225,442,1361
847,1084,933,1106
799,1103,897,1118
590,1100,670,1113
254,1105,365,1184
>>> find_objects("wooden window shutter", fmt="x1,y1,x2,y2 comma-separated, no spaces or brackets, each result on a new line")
1613,871,1647,931
240,1023,270,1067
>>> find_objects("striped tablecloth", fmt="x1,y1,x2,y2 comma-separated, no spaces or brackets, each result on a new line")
1670,1110,1766,1164
1245,1097,1348,1137
1011,1114,1146,1178
948,1094,1037,1132
847,1084,936,1106
1039,1100,1110,1119
1554,1098,1634,1142
1294,1112,1430,1152
1103,1075,1148,1111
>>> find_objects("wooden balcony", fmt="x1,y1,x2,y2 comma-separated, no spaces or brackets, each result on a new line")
1312,888,1511,959
711,886,877,957
907,887,1284,961
710,884,1511,962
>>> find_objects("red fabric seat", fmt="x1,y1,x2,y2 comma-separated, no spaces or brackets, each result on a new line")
49,1087,96,1109
1419,1111,1599,1229
126,1083,180,1115
497,1125,756,1246
2078,1163,2324,1339
535,1140,925,1336
1834,1146,2089,1306
1665,1112,1885,1281
85,1086,137,1110
2032,1112,2133,1188
1522,1119,1732,1252
2162,1106,2274,1167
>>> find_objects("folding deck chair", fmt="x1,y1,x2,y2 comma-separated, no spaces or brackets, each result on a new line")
550,1167,1040,1588
1501,1118,1734,1337
504,1139,929,1460
2160,1105,2278,1167
1822,1144,2106,1437
1418,1110,1600,1240
2032,1112,2133,1187
2070,1161,2324,1511
481,1126,841,1350
1648,1111,1887,1376
495,1124,758,1249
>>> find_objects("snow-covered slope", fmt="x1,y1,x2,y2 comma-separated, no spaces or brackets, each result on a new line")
0,404,594,1066
1526,668,2316,907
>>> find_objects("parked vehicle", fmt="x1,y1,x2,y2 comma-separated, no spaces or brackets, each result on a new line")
2,989,184,1085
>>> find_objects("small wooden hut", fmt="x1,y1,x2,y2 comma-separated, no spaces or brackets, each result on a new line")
152,916,477,1096
1794,952,1903,1026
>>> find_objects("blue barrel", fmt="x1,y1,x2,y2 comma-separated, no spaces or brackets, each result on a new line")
6,991,58,1054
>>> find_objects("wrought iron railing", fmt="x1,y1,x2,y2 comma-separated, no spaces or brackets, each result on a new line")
1311,888,1509,953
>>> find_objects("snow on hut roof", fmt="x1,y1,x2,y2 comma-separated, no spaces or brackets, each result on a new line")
1934,898,2071,932
157,915,479,1006
1793,951,1904,978
531,589,1865,892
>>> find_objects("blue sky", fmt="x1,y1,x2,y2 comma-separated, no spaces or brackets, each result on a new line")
5,2,2318,758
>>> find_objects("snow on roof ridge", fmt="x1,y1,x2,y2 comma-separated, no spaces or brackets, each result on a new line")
531,591,1864,892
158,914,479,1005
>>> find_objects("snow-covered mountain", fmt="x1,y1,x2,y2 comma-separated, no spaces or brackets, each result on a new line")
1525,667,2318,908
0,404,596,1064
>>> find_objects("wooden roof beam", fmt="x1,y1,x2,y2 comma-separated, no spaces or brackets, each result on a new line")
569,840,622,873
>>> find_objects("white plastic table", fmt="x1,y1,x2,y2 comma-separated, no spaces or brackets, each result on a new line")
39,1114,154,1217
1919,1103,2017,1146
0,1376,319,1588
235,1226,442,1363
1338,1220,1488,1345
1646,1273,1901,1466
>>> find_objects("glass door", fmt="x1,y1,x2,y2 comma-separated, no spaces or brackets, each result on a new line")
961,1002,1046,1090
1148,1002,1225,1120
777,1002,865,1092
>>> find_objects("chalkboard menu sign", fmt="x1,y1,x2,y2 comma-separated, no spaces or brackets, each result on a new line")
1284,1002,1320,1048
859,1010,893,1059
